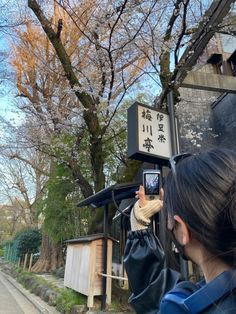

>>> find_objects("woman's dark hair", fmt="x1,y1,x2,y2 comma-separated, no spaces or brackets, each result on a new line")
164,148,236,266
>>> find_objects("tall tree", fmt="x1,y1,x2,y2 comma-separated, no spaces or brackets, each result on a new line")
0,130,48,239
27,0,154,193
26,0,235,192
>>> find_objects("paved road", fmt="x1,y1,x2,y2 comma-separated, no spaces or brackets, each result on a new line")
0,271,41,314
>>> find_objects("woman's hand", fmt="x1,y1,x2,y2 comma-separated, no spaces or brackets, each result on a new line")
135,185,148,207
135,185,164,208
131,185,163,230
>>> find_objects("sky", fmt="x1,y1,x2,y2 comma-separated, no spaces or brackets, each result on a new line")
0,34,23,125
221,34,236,53
0,0,28,125
0,2,235,128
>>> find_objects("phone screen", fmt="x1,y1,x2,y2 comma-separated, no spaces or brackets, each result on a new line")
144,172,160,195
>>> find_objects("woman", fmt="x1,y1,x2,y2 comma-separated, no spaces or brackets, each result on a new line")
124,148,236,313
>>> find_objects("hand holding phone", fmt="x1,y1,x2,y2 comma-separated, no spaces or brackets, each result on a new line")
143,169,160,200
135,185,148,207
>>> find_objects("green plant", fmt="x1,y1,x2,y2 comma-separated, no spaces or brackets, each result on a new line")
13,228,42,259
56,288,86,314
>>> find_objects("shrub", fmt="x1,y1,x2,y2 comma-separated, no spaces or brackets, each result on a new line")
14,228,42,258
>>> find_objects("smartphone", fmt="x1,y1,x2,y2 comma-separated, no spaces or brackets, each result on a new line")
143,169,161,198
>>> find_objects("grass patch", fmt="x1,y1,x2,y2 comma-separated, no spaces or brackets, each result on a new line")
56,288,86,313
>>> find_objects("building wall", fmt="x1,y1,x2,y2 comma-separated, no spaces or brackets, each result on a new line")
177,87,220,153
212,93,236,149
177,90,236,153
176,32,236,153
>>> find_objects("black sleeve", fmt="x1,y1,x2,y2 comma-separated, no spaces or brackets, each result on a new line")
124,229,182,314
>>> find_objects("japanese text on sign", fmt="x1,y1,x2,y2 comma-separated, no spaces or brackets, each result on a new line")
138,106,172,159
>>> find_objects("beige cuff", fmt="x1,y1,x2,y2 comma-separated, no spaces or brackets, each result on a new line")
130,199,162,231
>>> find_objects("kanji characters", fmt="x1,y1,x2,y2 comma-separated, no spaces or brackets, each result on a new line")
157,134,166,143
158,124,164,132
157,113,164,122
142,109,152,121
143,137,154,152
142,124,153,136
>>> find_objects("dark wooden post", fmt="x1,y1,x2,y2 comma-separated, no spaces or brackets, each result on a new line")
101,204,109,310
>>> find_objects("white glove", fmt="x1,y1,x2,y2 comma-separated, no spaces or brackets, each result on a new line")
130,186,163,231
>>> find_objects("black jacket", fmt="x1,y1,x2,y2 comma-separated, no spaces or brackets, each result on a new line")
124,229,236,314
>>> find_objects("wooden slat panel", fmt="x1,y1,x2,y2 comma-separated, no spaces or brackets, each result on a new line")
64,238,113,302
64,243,91,295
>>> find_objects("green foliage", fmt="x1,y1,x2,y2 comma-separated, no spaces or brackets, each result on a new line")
40,162,89,243
56,288,86,314
2,229,41,262
13,228,42,258
17,270,34,288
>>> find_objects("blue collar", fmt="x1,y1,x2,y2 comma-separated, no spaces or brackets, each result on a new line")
183,269,236,313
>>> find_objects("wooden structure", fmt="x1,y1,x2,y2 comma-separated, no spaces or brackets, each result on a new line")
64,234,113,308
77,182,140,310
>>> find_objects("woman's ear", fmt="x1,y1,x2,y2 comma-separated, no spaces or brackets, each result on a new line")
173,215,191,246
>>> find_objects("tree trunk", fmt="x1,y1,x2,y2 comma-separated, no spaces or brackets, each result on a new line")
31,231,64,273
90,138,105,192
